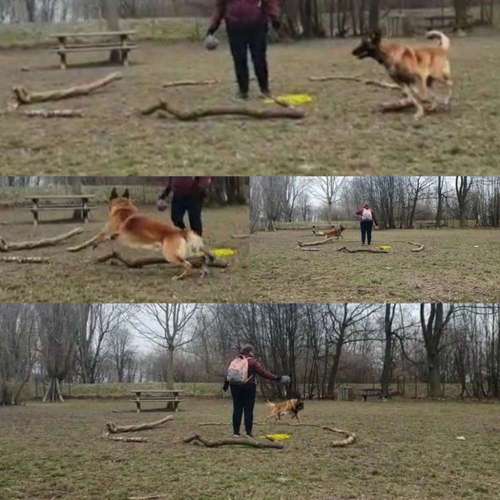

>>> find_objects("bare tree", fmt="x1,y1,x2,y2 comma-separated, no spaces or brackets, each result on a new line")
130,304,199,389
455,176,474,228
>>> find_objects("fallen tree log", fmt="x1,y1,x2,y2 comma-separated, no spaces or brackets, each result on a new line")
9,72,122,110
21,109,84,118
297,236,338,247
183,433,283,449
0,256,50,264
163,79,219,88
0,227,83,252
106,415,173,434
337,246,388,254
95,250,228,269
141,99,305,121
309,75,400,90
407,241,425,252
231,234,250,240
129,495,169,500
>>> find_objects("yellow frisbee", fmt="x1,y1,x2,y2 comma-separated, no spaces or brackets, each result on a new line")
378,245,392,252
262,433,292,441
265,94,313,106
211,248,238,258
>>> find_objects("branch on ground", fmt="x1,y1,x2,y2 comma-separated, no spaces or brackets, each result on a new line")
9,72,122,110
102,433,148,443
309,75,400,90
407,241,425,252
106,415,173,434
0,256,50,263
95,250,228,269
163,79,219,88
141,99,305,121
231,234,250,239
297,236,338,247
0,227,83,252
337,246,389,254
21,109,84,118
183,433,284,449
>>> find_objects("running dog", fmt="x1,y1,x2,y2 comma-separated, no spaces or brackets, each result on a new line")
93,188,214,280
312,224,345,239
352,30,452,119
265,398,304,423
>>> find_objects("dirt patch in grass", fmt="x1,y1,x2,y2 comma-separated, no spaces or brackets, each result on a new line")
249,228,500,303
1,35,500,175
1,399,499,499
0,204,249,303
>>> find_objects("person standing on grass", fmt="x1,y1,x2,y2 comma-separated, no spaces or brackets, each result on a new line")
157,177,212,237
207,0,281,100
223,344,289,438
356,202,379,245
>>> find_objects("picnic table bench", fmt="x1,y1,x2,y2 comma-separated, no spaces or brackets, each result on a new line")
361,388,399,401
25,194,95,226
131,389,184,413
424,15,456,30
50,31,138,70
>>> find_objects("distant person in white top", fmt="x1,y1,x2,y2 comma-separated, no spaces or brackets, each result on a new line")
355,202,379,245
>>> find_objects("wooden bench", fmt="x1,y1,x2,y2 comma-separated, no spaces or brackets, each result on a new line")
50,31,137,70
25,195,95,226
131,389,184,413
361,388,383,401
424,15,456,30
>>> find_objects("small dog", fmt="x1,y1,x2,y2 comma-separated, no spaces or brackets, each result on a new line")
312,224,345,239
266,398,304,423
93,188,214,280
352,30,453,119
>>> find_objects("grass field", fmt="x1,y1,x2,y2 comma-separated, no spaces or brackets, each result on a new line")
249,227,500,303
1,399,499,499
1,33,500,175
0,204,249,303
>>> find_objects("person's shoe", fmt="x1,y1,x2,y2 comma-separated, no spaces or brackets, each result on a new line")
236,91,249,101
245,433,255,439
259,90,272,99
232,433,241,438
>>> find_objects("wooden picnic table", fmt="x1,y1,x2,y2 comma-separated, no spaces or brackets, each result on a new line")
130,389,184,413
25,194,95,226
50,31,138,70
424,14,456,30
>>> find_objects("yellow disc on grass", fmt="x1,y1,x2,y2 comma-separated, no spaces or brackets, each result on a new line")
265,94,313,106
378,245,392,252
211,248,238,258
262,433,292,441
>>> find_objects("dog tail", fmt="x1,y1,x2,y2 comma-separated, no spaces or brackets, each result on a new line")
426,31,450,50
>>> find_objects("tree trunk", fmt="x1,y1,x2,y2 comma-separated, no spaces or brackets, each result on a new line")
368,0,380,31
454,0,468,29
166,346,174,390
380,304,394,398
326,342,342,398
100,0,121,63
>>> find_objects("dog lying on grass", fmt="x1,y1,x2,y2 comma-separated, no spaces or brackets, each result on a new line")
352,30,453,119
265,398,304,423
93,188,214,280
312,224,345,239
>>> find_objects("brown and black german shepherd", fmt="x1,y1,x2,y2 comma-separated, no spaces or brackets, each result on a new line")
352,30,452,119
312,224,345,239
93,188,214,280
265,398,304,423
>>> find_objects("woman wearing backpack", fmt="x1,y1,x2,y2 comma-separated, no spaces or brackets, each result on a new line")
223,344,289,438
207,0,281,100
355,202,379,245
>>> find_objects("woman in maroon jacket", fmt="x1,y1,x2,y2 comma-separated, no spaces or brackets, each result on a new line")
355,202,379,245
207,0,281,99
224,344,288,438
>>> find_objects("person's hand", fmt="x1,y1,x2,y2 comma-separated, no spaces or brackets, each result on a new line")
279,375,291,385
374,225,379,230
271,18,281,31
157,199,168,212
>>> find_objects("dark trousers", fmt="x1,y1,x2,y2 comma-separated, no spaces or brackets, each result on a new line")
227,23,269,94
230,383,256,435
171,194,203,236
360,220,373,245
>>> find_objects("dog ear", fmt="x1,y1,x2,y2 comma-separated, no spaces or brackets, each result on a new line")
370,30,382,45
122,189,130,199
110,188,118,201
